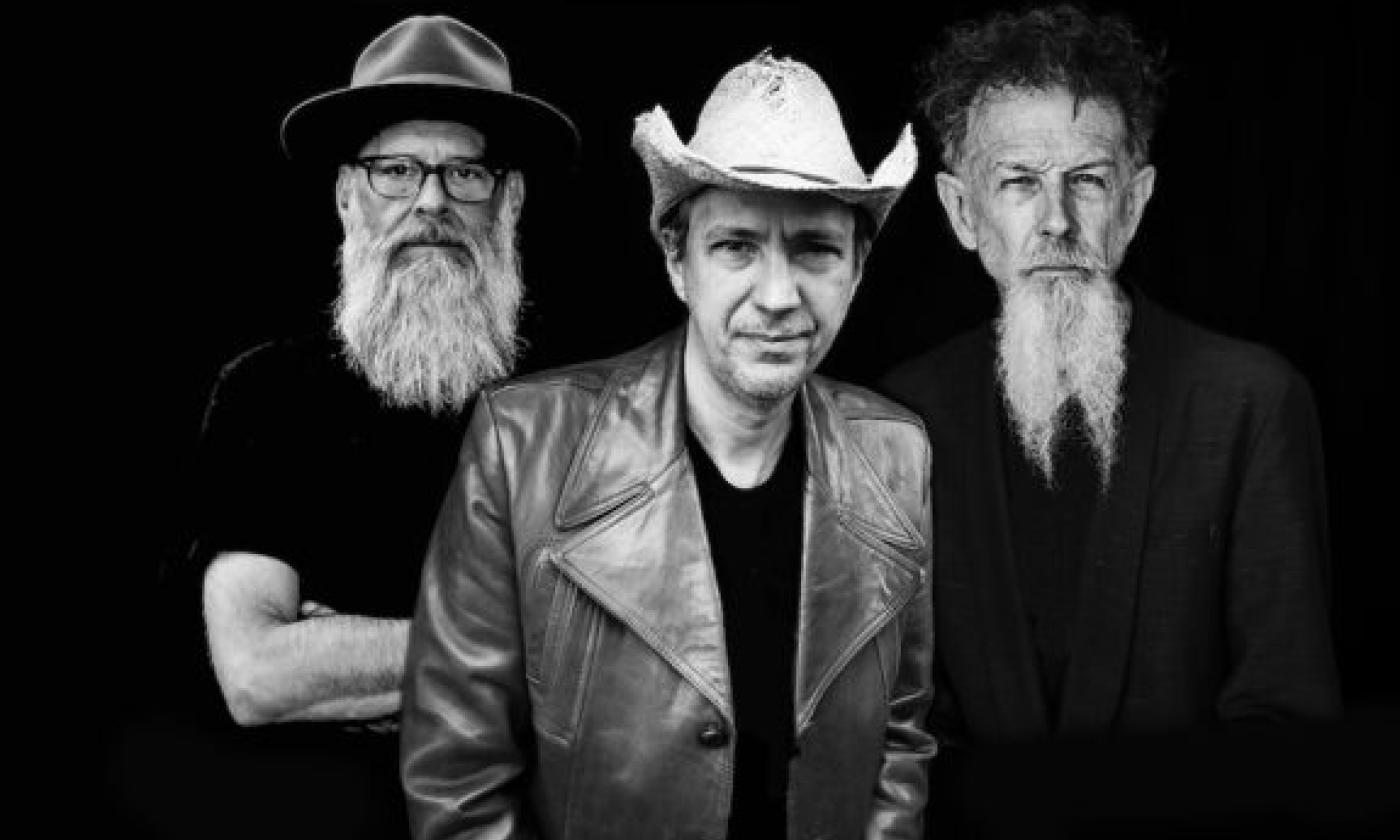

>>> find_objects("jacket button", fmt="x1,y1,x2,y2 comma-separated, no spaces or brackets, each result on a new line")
696,721,729,749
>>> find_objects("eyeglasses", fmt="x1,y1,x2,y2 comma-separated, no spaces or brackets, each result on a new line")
353,155,507,203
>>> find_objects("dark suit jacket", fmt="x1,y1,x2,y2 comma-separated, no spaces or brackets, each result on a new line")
881,292,1342,744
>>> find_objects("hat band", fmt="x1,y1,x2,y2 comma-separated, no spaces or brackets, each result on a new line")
352,72,497,90
729,165,841,186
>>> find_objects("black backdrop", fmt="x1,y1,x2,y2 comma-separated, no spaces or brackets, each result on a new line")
94,0,1393,833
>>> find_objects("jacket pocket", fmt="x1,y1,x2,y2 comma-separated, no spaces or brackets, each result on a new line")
532,552,604,745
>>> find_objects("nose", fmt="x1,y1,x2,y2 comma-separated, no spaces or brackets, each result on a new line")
412,168,452,217
751,253,802,314
1038,181,1077,239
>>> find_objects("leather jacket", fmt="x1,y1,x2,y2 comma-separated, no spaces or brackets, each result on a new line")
402,329,935,839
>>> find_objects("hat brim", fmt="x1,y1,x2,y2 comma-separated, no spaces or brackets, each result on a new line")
281,82,579,172
632,106,917,239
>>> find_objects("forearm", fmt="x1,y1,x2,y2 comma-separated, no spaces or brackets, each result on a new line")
221,613,410,726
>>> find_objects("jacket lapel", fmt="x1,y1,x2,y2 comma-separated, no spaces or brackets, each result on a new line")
953,331,1052,737
1058,291,1165,735
794,378,927,733
550,330,733,720
548,329,930,730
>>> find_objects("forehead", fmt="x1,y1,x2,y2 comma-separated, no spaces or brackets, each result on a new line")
358,120,487,158
687,189,855,237
964,87,1127,169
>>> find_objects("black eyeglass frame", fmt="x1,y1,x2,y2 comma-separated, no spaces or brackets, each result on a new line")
352,155,510,204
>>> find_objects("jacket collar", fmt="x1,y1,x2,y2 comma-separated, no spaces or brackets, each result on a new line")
549,327,924,724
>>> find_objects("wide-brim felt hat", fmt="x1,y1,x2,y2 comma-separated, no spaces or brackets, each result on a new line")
632,51,917,240
281,15,579,171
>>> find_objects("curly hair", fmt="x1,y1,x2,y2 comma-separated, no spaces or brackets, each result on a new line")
915,4,1167,171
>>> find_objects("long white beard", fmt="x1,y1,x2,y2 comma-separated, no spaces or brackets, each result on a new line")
334,195,524,415
996,274,1129,488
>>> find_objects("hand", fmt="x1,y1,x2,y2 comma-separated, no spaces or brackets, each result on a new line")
299,600,339,619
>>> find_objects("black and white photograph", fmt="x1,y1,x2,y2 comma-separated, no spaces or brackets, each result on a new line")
87,2,1393,837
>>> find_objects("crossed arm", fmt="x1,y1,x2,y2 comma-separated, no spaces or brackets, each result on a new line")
202,550,409,726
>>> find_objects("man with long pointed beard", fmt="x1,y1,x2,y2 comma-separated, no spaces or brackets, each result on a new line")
882,3,1340,752
187,16,577,838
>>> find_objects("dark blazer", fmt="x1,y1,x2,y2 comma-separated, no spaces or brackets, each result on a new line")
881,292,1341,744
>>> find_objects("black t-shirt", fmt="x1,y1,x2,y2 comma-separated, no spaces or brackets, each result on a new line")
154,334,467,838
191,334,468,617
687,417,805,839
1000,398,1101,724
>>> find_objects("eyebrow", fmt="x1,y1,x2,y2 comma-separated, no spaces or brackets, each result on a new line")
1068,158,1117,171
994,158,1117,172
702,224,764,242
787,228,846,248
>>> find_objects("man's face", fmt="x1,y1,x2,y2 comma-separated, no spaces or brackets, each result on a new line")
333,119,526,414
936,86,1155,295
935,87,1153,486
339,119,503,243
667,189,862,409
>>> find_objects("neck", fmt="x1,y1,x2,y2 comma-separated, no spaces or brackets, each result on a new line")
682,337,796,489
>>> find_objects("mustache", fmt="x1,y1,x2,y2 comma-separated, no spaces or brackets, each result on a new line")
1024,239,1107,273
732,320,815,338
390,217,472,250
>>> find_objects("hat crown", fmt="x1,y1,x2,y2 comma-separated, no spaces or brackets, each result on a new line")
351,15,512,92
688,54,867,186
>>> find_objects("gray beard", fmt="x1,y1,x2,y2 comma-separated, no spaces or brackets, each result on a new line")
995,274,1129,488
334,197,524,415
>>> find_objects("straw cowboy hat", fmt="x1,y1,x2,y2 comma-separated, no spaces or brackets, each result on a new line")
632,51,917,240
281,15,578,169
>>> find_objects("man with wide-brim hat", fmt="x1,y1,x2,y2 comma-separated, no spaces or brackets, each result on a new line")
401,51,935,839
188,14,577,839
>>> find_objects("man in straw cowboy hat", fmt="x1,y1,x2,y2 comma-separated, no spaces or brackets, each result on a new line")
187,14,576,836
400,51,934,839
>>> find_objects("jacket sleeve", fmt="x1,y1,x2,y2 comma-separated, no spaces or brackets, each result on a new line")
1217,369,1342,724
401,393,536,839
866,435,937,839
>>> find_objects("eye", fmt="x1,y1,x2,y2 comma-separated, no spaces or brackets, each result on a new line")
712,239,757,257
448,163,490,182
374,159,417,179
999,175,1037,190
795,242,843,264
1070,172,1109,190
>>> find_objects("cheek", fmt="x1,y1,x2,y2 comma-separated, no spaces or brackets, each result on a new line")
971,201,1023,253
805,273,857,326
355,194,403,238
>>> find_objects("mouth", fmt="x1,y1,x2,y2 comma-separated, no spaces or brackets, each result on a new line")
398,240,465,251
737,331,814,357
1025,265,1092,281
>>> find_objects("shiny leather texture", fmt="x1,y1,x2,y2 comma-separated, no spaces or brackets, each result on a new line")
402,329,935,839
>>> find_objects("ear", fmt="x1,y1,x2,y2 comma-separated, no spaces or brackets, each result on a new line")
935,172,979,251
1119,163,1157,245
502,171,526,218
335,166,355,223
664,242,688,304
850,245,867,292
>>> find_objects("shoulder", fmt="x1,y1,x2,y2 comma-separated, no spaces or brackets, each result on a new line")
881,326,991,391
815,375,925,429
486,335,661,406
877,324,994,428
1146,301,1307,404
473,334,671,442
209,335,344,400
813,375,931,465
